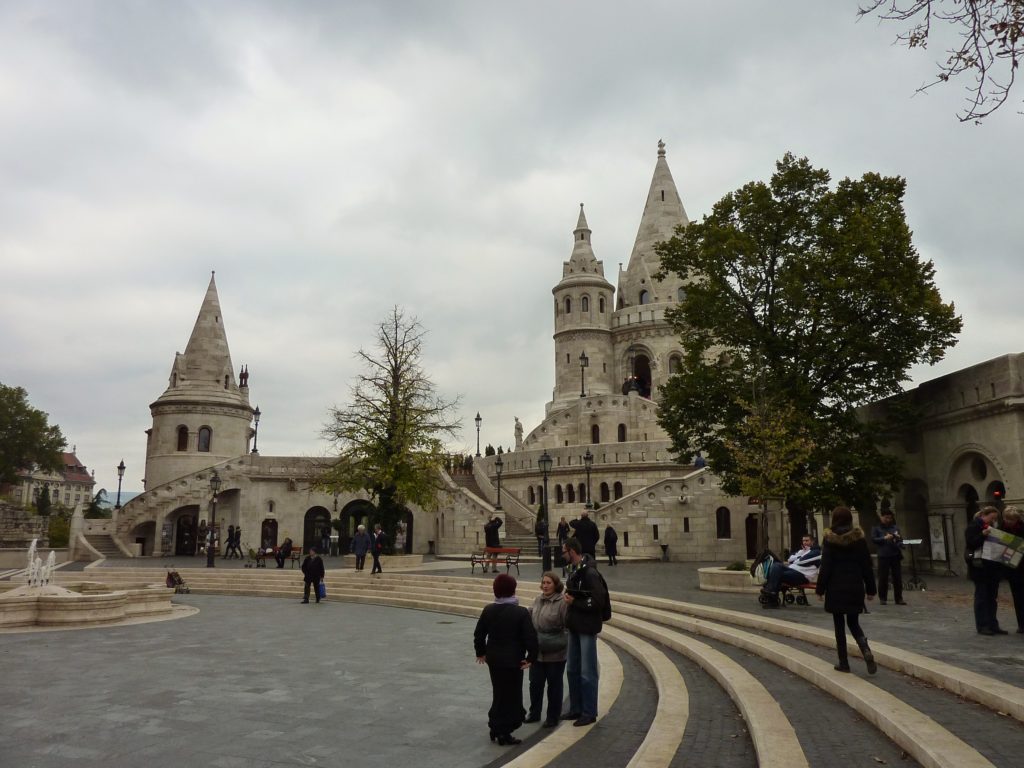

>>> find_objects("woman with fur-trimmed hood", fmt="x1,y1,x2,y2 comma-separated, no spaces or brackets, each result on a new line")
816,506,878,674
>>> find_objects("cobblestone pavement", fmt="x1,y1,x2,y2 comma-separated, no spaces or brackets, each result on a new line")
12,555,1020,768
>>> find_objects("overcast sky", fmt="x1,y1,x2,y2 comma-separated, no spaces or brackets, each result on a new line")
1,2,1020,495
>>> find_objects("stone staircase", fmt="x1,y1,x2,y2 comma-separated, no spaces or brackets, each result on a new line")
83,535,123,557
65,564,1024,768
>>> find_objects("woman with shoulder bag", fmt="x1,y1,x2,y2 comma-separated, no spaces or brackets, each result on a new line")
526,571,569,728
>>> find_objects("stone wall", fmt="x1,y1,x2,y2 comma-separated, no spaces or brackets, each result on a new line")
0,502,48,548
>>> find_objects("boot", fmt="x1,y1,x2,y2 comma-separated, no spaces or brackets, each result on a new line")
856,636,877,675
834,652,850,672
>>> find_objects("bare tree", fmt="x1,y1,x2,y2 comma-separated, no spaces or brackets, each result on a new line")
320,307,461,532
861,1,1024,121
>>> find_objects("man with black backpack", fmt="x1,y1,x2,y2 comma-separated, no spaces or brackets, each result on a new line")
560,537,610,727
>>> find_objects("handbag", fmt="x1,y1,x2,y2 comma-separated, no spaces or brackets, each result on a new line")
537,629,567,654
317,582,327,599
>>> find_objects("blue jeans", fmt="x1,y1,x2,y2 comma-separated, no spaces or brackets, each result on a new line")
566,631,598,718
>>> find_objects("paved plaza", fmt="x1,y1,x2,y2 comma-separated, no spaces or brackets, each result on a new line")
2,558,1022,767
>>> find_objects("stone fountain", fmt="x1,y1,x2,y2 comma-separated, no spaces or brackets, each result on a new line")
0,538,178,629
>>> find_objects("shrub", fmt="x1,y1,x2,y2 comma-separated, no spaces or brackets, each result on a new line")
724,560,747,571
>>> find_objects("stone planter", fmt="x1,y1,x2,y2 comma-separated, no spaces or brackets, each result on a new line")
697,566,761,593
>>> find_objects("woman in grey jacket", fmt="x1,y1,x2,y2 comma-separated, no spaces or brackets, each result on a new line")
526,571,569,728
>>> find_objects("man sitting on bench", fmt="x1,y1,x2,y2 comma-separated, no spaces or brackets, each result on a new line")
761,535,820,607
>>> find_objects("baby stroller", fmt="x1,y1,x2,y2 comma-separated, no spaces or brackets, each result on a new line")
165,570,190,594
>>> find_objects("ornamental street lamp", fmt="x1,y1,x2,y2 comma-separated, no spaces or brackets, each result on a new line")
475,412,482,458
628,345,640,392
579,351,589,397
207,470,222,568
251,405,261,454
539,450,553,571
115,460,126,510
583,449,594,509
494,453,504,510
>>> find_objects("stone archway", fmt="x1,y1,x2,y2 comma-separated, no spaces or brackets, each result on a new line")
340,499,375,556
303,506,331,553
168,506,200,556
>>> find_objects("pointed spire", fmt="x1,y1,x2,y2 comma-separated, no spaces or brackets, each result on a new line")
180,272,236,386
575,203,589,232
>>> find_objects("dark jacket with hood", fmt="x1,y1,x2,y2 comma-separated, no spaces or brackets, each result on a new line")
816,526,876,614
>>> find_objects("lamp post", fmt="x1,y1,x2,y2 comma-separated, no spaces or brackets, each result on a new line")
539,450,553,571
475,412,482,457
628,345,639,392
579,351,589,397
583,449,593,509
115,460,126,510
494,453,503,510
251,405,261,454
207,470,222,568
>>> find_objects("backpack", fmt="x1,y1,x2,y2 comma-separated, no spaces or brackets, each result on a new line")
595,568,612,621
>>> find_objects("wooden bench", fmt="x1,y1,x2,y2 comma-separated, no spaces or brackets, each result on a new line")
471,547,521,575
247,547,301,569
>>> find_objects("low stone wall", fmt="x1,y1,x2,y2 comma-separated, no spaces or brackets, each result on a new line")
0,547,68,568
0,503,48,548
697,566,761,593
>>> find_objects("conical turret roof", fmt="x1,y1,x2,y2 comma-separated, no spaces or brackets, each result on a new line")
557,204,613,288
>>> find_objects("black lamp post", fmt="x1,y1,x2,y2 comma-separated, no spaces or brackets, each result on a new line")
475,412,482,458
494,453,503,510
539,450,553,571
115,460,126,510
628,345,639,392
251,405,261,454
207,470,222,568
583,449,593,509
579,351,589,397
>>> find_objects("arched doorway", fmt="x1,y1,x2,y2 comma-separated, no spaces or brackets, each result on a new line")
340,499,375,556
304,506,331,553
260,519,278,549
745,513,759,559
172,507,200,556
633,354,652,398
957,483,979,525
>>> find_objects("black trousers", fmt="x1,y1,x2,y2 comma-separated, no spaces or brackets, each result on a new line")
877,556,903,602
971,567,1002,631
832,612,865,662
354,554,366,570
487,664,526,736
528,660,565,723
303,579,321,603
371,551,382,573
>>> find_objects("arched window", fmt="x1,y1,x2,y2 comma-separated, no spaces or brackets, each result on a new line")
639,289,650,305
581,296,590,313
578,483,586,503
528,487,536,505
564,297,572,314
677,287,686,302
600,482,610,502
556,485,564,504
716,507,732,539
613,482,623,499
591,425,600,444
176,426,188,452
617,424,627,442
668,354,681,374
197,427,212,453
599,296,606,313
567,484,575,503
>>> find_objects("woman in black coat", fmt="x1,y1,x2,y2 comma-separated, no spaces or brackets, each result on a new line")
965,506,1005,634
816,506,877,674
474,574,538,746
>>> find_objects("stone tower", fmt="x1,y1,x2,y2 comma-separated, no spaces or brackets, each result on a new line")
143,274,254,489
549,204,616,414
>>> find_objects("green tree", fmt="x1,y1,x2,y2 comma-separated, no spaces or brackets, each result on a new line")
0,383,66,485
319,308,461,533
85,489,111,519
35,486,52,515
656,153,961,515
860,1,1024,122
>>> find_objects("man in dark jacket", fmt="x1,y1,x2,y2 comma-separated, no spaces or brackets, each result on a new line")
871,511,906,605
300,548,325,604
370,524,387,575
569,511,599,558
350,524,371,571
561,537,607,727
484,515,503,573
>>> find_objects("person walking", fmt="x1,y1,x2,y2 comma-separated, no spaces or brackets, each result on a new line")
561,537,608,727
300,547,325,604
232,525,243,559
350,524,371,571
603,525,618,566
816,506,877,674
966,506,1006,635
1000,506,1024,633
556,517,570,547
484,515,503,573
370,523,387,575
474,574,538,746
526,571,568,728
569,511,599,559
534,516,548,558
222,525,236,559
871,511,906,605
